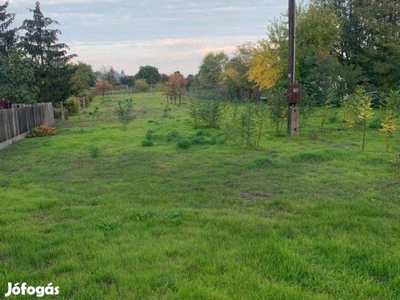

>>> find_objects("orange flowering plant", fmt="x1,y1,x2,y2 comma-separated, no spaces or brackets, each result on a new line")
27,126,57,138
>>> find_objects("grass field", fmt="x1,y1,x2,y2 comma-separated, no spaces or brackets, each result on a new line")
0,92,399,299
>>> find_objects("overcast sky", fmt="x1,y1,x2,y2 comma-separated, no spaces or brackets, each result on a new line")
7,0,290,76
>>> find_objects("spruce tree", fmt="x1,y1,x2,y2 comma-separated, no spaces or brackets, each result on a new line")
19,1,76,103
0,0,17,55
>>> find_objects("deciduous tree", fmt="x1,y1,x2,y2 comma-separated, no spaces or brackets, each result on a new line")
136,65,161,85
314,0,400,91
163,73,188,105
93,80,113,99
224,43,259,101
247,41,284,91
0,51,37,103
197,51,228,89
69,62,96,96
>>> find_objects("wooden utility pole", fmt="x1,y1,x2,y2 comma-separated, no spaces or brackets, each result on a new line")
288,0,301,137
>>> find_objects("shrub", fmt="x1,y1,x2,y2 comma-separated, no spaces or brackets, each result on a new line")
165,131,179,142
64,96,80,116
88,107,99,118
145,130,155,140
27,126,57,138
162,105,171,118
141,140,154,147
86,92,95,103
176,139,191,149
189,99,221,129
135,79,150,92
189,136,207,145
115,98,136,130
89,146,101,158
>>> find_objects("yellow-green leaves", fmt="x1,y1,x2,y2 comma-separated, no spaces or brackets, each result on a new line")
247,41,284,90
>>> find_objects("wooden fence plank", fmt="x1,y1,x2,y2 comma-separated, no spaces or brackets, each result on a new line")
0,103,54,149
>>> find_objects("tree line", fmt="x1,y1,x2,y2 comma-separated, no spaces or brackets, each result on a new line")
2,0,398,106
0,1,94,104
195,0,400,105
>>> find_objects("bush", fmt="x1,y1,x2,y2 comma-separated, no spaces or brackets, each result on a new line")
165,131,179,142
189,136,207,145
89,146,101,158
115,98,136,130
141,140,154,147
189,99,221,128
135,79,150,92
64,96,80,116
145,130,155,140
27,126,57,138
176,139,191,149
86,92,95,103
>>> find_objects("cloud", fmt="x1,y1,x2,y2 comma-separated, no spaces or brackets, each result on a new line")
10,0,120,4
8,0,290,77
212,6,257,12
69,35,260,75
50,12,104,19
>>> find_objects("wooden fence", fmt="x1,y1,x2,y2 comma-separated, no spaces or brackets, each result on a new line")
0,103,54,149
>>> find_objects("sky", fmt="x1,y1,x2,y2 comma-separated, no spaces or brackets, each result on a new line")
7,0,290,77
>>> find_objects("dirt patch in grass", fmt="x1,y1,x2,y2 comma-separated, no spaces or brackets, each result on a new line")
240,190,270,202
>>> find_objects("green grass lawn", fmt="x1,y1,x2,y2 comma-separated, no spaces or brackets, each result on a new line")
0,92,399,299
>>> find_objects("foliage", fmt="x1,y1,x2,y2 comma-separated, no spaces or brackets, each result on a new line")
247,40,285,91
165,131,179,142
357,88,374,151
163,73,188,105
319,88,335,131
18,2,76,103
26,125,57,138
220,101,269,149
342,91,361,130
0,0,17,55
89,146,101,158
189,99,221,129
223,43,258,101
314,0,400,91
86,92,94,103
380,90,399,147
381,110,397,138
136,65,161,85
88,107,99,118
263,89,288,135
162,105,171,118
134,78,150,92
197,51,228,88
297,4,346,99
64,96,80,116
221,68,242,101
0,51,37,103
93,80,113,99
69,62,96,95
114,98,135,130
141,139,154,147
97,66,117,84
120,75,135,87
176,139,191,149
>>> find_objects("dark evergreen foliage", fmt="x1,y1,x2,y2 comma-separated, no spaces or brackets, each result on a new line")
18,1,77,103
